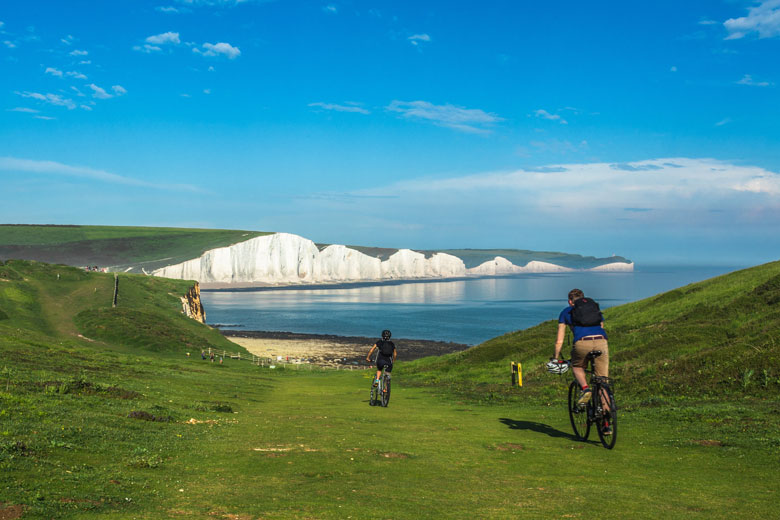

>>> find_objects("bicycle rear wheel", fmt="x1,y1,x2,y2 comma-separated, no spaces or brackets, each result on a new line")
369,380,378,406
568,381,590,441
595,384,617,449
381,374,391,407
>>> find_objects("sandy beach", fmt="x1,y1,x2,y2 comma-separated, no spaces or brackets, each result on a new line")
223,330,470,368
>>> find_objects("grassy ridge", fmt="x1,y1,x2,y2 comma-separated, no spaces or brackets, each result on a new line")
0,225,270,273
404,260,780,403
1,259,779,517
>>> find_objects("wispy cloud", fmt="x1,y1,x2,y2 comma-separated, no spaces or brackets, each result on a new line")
715,117,732,126
533,109,567,124
61,34,75,45
15,91,76,110
386,100,502,134
724,0,780,39
323,5,337,13
67,71,87,80
7,107,40,114
134,44,162,53
146,31,181,45
308,102,370,114
112,85,127,96
69,49,88,56
45,67,63,77
193,41,241,59
156,6,181,13
34,115,56,121
89,84,112,99
736,74,773,87
4,40,17,49
408,33,431,46
0,157,202,192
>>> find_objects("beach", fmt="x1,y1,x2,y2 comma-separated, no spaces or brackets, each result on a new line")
222,330,470,368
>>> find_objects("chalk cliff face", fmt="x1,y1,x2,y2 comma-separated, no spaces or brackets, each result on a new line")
588,262,635,272
181,283,206,323
152,232,632,285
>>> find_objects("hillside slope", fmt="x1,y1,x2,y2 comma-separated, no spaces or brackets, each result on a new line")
0,224,270,273
404,260,780,402
0,259,242,355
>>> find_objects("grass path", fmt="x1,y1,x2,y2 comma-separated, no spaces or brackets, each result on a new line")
152,369,776,519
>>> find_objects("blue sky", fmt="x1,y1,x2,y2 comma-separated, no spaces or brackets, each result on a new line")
1,0,779,265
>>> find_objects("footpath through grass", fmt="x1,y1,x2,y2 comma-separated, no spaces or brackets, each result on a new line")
2,343,778,518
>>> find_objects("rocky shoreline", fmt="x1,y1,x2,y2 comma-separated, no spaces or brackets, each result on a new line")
221,329,471,367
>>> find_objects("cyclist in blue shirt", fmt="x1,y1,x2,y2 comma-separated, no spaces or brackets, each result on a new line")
552,289,609,420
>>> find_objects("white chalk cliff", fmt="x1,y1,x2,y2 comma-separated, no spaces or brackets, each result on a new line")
152,232,633,285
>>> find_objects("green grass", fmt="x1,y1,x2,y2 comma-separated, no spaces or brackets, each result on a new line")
0,225,271,273
403,260,780,404
1,259,779,518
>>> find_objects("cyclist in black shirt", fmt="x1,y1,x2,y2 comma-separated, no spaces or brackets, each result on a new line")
366,329,396,387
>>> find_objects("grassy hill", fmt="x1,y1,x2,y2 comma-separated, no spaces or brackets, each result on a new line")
0,259,778,518
0,225,270,273
403,260,780,403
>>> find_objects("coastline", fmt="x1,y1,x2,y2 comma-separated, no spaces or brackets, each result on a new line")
221,329,471,367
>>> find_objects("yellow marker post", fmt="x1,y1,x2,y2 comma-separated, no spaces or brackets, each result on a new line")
510,362,523,387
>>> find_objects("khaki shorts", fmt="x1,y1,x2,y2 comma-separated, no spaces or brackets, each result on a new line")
571,338,609,377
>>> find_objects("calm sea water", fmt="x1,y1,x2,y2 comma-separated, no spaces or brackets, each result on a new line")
201,265,742,345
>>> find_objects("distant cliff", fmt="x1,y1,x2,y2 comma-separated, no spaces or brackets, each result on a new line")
152,232,633,286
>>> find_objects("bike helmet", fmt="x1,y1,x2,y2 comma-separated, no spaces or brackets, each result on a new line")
546,359,570,374
381,329,391,340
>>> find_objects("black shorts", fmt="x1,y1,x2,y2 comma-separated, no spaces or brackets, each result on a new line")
376,356,393,372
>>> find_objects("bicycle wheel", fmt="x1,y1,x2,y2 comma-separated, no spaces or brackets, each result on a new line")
381,374,391,407
369,380,378,406
568,381,590,440
595,384,617,449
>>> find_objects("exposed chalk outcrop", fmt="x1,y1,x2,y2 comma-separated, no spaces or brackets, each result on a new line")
588,262,635,272
152,232,633,285
181,283,206,323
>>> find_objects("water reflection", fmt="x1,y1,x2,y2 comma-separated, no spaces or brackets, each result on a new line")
202,267,738,344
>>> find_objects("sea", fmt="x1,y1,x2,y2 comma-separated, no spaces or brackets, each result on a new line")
201,265,743,346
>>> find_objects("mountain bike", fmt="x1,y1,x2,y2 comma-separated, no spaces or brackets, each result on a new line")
369,365,391,407
568,350,617,449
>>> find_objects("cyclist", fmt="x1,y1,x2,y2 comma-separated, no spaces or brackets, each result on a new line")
550,289,610,432
366,329,396,389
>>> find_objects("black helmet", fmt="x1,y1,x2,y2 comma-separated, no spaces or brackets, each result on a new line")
381,329,391,340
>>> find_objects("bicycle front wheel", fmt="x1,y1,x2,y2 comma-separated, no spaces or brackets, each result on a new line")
369,380,378,406
596,385,617,449
381,375,391,407
568,381,590,441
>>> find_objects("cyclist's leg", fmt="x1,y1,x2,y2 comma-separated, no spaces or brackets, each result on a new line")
592,340,610,408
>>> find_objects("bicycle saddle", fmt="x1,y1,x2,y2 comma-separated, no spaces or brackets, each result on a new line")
586,350,603,358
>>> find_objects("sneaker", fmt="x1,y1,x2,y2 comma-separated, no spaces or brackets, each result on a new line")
373,379,379,387
602,422,612,435
577,388,592,407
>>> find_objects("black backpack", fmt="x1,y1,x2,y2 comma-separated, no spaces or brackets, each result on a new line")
378,339,395,357
571,297,602,327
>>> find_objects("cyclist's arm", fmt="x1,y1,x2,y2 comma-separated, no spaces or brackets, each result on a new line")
393,349,397,362
366,344,377,362
553,323,567,359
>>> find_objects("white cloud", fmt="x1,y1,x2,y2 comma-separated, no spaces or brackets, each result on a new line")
88,84,112,99
194,41,241,58
79,60,91,65
533,109,568,124
698,19,718,26
45,67,63,77
0,156,202,192
7,107,40,113
203,88,211,94
156,6,181,13
670,65,678,72
408,33,431,46
112,85,127,96
724,0,780,39
737,74,773,87
67,71,87,80
353,158,780,223
715,117,732,126
71,86,86,97
323,5,337,13
69,49,88,56
80,104,93,111
134,44,162,53
4,40,17,49
308,102,370,114
34,115,56,120
386,100,502,133
146,31,181,45
15,91,76,110
61,35,75,45
0,21,4,29
208,65,215,72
